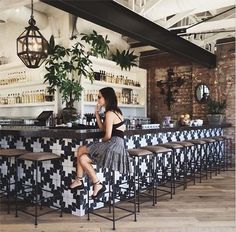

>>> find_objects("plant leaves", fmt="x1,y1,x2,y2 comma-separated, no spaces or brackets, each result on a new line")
44,36,94,105
111,49,138,70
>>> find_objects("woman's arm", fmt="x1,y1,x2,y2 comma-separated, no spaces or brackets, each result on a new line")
95,111,104,131
102,111,113,142
95,104,104,131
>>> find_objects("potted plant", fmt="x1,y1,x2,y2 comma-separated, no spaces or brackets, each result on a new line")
111,49,138,71
81,30,110,58
44,35,94,123
206,98,227,126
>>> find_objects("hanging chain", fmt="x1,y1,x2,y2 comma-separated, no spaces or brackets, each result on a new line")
31,0,34,19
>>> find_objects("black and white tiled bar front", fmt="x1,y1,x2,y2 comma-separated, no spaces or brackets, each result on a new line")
0,125,228,216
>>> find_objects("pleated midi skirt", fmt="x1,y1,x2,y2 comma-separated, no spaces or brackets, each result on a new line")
87,136,132,174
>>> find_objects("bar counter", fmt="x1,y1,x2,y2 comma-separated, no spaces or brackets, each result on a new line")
0,124,230,139
0,124,230,216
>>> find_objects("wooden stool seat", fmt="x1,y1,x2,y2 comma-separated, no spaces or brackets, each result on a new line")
0,149,29,157
127,149,153,157
210,136,224,141
140,145,172,153
187,139,206,145
171,141,194,147
161,143,183,149
18,152,60,161
200,138,216,143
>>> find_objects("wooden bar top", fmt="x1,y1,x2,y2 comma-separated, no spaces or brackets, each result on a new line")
0,124,231,139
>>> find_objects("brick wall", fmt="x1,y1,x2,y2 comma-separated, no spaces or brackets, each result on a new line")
140,40,235,149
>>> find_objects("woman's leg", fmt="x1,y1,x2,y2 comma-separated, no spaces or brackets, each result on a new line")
76,145,88,178
79,154,104,196
70,145,88,188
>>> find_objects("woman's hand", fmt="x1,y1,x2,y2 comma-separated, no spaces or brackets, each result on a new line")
95,104,104,130
95,103,102,114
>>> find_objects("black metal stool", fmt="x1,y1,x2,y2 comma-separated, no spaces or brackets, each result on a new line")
220,136,234,170
15,152,63,225
127,148,154,211
0,149,29,214
160,142,185,194
209,136,226,174
168,141,196,187
187,139,208,183
200,138,217,178
140,145,173,203
87,162,138,230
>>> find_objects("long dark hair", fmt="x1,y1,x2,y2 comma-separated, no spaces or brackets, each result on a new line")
99,87,122,115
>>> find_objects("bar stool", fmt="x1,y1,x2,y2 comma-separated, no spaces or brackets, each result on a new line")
15,152,63,225
140,145,173,203
87,148,142,230
127,148,154,211
209,136,226,174
0,149,29,214
221,136,234,170
168,141,196,186
160,142,185,194
187,139,208,182
200,138,217,178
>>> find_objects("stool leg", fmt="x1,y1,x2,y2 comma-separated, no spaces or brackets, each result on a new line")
223,139,227,171
15,158,19,218
112,170,115,230
137,157,140,212
214,141,218,175
40,162,43,210
190,145,195,185
199,144,203,183
109,171,112,213
7,157,11,214
35,161,38,226
87,177,90,221
59,159,63,217
208,143,213,179
169,152,173,199
204,143,208,180
133,160,137,222
183,147,187,190
152,155,155,206
172,150,176,195
228,139,233,169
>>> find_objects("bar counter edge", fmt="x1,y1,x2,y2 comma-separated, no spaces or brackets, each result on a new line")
0,123,232,139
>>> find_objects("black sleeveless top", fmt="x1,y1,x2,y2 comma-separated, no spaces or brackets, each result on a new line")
111,112,125,138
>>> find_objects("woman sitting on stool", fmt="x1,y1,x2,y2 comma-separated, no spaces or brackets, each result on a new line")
70,87,132,200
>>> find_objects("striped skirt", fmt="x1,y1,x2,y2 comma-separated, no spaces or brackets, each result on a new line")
87,136,132,174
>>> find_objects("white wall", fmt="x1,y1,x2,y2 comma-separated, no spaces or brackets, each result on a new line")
0,8,138,119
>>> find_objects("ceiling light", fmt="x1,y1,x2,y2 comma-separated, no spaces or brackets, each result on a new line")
16,0,48,68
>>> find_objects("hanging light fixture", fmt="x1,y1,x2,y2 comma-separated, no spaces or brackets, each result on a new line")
16,0,48,68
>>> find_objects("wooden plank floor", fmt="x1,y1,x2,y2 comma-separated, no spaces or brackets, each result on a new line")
0,170,235,232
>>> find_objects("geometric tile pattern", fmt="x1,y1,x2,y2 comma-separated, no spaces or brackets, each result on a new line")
0,127,223,216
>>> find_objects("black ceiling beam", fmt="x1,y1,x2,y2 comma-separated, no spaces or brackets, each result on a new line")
40,0,216,68
130,41,148,48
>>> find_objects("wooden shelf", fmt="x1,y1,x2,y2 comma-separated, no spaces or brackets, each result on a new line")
0,82,47,90
0,102,55,108
83,101,144,108
84,79,144,90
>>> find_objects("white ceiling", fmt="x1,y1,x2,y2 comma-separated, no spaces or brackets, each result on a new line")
1,0,235,53
115,0,235,52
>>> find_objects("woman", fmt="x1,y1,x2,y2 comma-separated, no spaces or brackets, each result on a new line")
70,87,132,200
